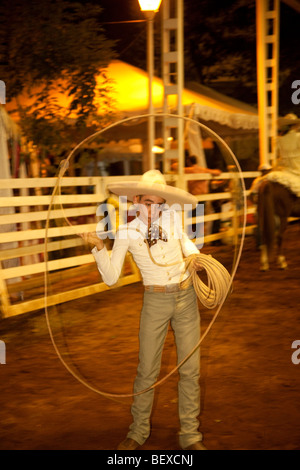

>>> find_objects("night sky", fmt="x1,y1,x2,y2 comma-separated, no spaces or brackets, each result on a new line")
97,0,300,59
95,0,300,112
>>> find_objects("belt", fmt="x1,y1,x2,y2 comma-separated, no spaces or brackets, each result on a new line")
144,277,192,293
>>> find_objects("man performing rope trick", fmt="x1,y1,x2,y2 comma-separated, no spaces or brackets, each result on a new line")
81,169,231,451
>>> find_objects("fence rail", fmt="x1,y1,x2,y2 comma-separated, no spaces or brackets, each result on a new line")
0,172,258,319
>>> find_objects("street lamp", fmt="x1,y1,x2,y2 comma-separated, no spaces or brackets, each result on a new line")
138,0,162,12
138,0,162,170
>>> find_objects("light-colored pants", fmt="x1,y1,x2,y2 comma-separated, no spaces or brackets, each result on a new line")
127,284,202,449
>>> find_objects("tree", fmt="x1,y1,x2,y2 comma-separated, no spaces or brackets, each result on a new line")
98,0,300,114
184,0,300,112
183,0,257,84
0,0,117,154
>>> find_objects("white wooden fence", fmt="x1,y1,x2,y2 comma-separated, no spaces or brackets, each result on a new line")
0,172,258,319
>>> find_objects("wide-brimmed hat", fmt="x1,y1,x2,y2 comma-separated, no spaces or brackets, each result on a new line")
278,113,300,126
258,163,272,171
107,170,197,209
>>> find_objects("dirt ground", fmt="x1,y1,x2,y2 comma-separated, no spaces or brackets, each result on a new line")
1,224,300,451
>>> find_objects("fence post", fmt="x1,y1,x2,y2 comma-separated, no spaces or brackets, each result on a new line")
228,165,243,248
0,262,11,318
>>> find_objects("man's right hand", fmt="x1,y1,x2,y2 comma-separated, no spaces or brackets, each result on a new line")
80,232,104,251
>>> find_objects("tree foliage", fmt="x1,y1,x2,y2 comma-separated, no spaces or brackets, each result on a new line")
0,0,117,152
183,0,257,85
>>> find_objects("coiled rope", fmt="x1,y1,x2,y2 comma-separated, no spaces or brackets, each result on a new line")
120,224,232,311
185,253,232,309
143,236,232,310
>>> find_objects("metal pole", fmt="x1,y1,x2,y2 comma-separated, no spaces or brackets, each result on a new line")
147,15,155,170
256,0,279,168
177,0,184,187
256,0,268,167
161,0,185,187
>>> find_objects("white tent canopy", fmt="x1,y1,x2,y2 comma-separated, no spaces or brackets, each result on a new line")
104,61,259,132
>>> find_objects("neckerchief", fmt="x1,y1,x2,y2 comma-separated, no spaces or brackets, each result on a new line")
146,224,168,248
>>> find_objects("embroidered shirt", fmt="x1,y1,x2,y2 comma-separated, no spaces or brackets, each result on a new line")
92,209,199,287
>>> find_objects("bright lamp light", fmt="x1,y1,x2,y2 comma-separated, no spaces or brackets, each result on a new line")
138,0,162,12
152,145,164,154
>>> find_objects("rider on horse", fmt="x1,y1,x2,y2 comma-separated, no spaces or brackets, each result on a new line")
266,113,300,196
256,114,300,270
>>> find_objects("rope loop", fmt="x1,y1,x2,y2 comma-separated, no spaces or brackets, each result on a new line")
185,253,232,309
44,113,247,399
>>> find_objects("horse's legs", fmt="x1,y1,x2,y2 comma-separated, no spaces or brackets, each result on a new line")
260,244,269,271
277,216,288,269
277,254,288,269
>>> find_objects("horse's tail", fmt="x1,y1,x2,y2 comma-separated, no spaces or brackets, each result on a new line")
258,180,276,257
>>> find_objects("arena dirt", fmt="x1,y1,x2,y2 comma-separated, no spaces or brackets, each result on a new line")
0,225,300,450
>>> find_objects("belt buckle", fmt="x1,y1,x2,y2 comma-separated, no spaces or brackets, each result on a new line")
165,284,179,293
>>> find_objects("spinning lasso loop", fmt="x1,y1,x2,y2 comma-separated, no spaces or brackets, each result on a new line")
44,113,247,399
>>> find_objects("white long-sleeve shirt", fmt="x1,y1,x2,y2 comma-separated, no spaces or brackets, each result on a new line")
277,130,300,174
92,210,199,287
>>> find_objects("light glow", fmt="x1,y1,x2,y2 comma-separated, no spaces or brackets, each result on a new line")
6,61,258,121
152,145,164,153
138,0,162,12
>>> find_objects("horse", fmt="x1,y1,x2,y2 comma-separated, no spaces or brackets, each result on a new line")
257,179,300,270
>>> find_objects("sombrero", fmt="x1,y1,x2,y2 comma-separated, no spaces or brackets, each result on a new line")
278,113,300,126
258,163,272,171
107,170,197,209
